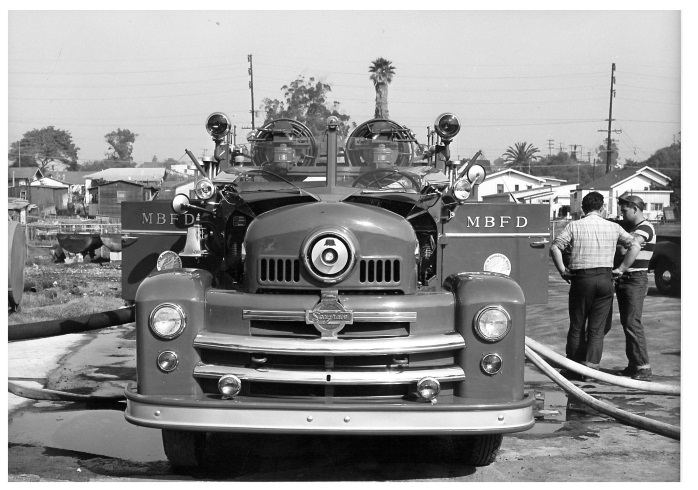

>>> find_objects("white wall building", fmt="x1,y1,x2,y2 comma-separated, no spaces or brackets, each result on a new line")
571,166,672,220
478,169,548,200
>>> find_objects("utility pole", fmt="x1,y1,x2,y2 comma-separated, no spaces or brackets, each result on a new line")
547,139,554,157
248,54,255,130
605,63,616,173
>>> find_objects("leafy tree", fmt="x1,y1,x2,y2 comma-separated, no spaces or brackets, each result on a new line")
626,141,681,205
261,75,355,138
105,128,138,162
503,142,540,173
8,140,38,167
597,140,619,171
10,127,79,171
369,58,396,119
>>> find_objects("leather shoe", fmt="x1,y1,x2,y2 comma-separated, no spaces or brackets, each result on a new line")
632,368,652,381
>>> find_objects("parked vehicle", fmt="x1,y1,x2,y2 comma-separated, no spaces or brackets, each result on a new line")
649,213,680,295
122,112,550,468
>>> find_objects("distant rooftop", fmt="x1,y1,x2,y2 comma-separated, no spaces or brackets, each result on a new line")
85,167,167,182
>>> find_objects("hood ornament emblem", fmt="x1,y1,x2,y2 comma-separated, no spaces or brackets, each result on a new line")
306,290,353,338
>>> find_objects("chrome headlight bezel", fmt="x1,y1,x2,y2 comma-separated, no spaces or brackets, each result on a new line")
453,178,472,202
194,178,216,200
149,303,186,339
473,305,512,342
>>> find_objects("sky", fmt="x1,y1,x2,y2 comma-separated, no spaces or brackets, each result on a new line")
4,4,689,173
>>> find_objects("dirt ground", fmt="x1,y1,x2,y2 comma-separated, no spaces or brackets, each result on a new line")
9,246,124,325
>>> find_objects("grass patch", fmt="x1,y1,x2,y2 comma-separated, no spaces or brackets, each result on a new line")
9,296,126,325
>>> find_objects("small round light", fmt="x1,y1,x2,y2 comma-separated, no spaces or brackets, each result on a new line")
417,377,441,401
157,251,182,271
194,178,216,200
157,351,179,373
453,179,472,202
474,306,511,342
206,112,231,138
481,353,503,375
218,375,242,397
149,303,186,339
434,113,461,141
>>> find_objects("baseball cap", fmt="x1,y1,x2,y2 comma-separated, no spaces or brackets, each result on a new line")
618,193,645,211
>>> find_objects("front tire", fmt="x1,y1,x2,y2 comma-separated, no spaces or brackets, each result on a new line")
452,434,503,466
162,429,207,469
654,258,679,296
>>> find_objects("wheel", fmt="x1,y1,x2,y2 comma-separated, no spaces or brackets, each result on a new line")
161,429,207,468
451,434,503,466
654,258,679,296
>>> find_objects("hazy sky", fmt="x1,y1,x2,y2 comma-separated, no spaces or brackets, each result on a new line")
6,7,684,170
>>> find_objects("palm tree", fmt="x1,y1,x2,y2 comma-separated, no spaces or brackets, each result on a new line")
369,58,395,119
503,142,540,174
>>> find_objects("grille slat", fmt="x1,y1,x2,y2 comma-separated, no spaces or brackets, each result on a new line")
360,259,400,284
259,258,301,284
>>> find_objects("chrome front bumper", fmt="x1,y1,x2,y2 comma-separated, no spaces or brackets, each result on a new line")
124,383,534,435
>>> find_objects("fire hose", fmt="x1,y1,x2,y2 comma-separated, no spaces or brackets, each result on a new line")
7,306,135,342
525,338,680,440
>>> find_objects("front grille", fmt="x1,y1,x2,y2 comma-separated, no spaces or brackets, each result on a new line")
360,259,401,284
260,258,300,283
249,320,410,338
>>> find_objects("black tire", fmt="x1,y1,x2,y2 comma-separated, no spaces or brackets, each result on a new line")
452,434,503,466
654,258,679,296
161,429,207,469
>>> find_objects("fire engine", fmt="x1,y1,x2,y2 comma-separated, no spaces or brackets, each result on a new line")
122,112,550,468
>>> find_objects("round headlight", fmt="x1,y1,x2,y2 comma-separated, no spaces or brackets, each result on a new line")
474,306,511,342
302,229,356,284
157,250,182,271
149,303,186,339
453,179,472,202
195,178,216,200
481,353,503,375
206,112,231,139
434,113,461,141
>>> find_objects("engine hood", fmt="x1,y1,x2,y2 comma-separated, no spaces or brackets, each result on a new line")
243,201,418,293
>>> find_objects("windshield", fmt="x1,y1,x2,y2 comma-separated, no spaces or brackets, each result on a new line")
215,119,435,193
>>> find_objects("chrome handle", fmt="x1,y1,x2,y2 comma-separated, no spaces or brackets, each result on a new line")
530,239,550,249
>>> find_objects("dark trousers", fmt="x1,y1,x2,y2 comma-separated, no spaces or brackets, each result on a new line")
609,272,651,368
567,268,614,367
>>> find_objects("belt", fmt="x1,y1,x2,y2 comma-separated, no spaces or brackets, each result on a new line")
570,267,611,274
622,270,647,276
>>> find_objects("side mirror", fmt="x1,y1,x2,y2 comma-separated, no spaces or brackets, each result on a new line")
172,193,190,215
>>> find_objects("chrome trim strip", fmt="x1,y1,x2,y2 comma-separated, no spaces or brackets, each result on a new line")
194,331,465,356
120,229,188,235
193,363,465,385
444,232,550,238
242,310,417,322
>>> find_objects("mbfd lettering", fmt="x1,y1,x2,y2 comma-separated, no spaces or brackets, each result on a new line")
465,216,528,228
141,212,195,226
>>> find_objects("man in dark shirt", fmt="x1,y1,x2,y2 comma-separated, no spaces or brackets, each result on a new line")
611,194,655,381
